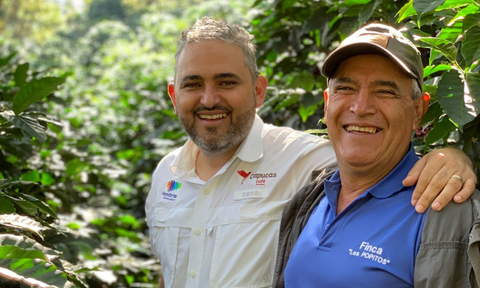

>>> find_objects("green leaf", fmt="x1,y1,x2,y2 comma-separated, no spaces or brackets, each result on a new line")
423,64,452,78
65,159,89,176
13,63,29,87
424,115,456,147
397,1,416,22
289,72,315,92
463,13,480,30
345,0,372,5
0,245,46,260
436,0,476,10
437,70,475,131
465,72,480,114
9,115,47,143
40,172,55,186
0,196,15,214
20,170,40,182
413,0,446,23
12,77,65,115
298,105,317,123
461,26,480,68
16,192,58,218
0,52,16,68
358,0,382,24
448,5,479,26
419,37,458,64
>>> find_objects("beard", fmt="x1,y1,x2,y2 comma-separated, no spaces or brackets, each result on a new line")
179,102,256,155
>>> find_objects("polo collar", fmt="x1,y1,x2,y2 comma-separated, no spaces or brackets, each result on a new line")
325,144,419,200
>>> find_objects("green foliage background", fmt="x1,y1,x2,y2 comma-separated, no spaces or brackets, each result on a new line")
0,0,479,287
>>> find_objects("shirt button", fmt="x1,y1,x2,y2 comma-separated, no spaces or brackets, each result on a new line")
203,189,210,195
194,228,201,235
190,270,196,278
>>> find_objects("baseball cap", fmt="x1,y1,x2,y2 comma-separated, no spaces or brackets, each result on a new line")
321,23,424,91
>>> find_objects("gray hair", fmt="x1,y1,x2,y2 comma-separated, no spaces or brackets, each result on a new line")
411,79,422,100
175,17,259,84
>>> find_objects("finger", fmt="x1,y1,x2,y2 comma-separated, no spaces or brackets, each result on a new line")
429,175,464,211
453,178,477,203
403,157,427,187
413,168,452,213
410,165,447,208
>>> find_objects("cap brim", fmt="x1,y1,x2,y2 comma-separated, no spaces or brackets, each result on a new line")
321,42,417,80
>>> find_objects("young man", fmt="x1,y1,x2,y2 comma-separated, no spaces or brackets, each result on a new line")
277,23,480,288
146,18,477,288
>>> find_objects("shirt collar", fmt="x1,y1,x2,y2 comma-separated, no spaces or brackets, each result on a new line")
169,114,264,177
325,144,419,200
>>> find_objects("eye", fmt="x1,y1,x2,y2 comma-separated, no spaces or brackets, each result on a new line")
219,81,237,87
335,86,354,93
377,89,398,97
182,82,201,89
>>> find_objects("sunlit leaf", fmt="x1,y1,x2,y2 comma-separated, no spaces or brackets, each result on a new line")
437,70,475,131
436,0,476,10
423,64,452,78
419,37,457,64
397,1,416,22
465,72,480,114
20,171,40,182
0,245,46,260
12,77,65,115
40,172,55,186
448,5,479,26
461,26,480,67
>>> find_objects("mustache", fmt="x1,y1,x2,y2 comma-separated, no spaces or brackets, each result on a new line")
193,105,232,114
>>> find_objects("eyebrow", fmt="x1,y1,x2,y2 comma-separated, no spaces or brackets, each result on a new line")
332,77,400,91
180,75,203,84
213,72,241,80
373,80,400,91
331,77,358,85
180,73,241,84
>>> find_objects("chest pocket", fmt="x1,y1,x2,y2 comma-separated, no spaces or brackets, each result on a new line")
209,199,289,287
149,206,193,288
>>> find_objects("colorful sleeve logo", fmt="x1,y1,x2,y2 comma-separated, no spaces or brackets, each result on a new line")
166,180,182,192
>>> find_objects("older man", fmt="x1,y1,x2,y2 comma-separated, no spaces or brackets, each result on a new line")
276,23,480,288
146,18,477,288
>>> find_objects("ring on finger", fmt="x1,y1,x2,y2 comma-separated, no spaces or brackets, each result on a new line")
451,174,464,183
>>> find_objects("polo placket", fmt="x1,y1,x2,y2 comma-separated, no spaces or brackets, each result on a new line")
185,176,219,287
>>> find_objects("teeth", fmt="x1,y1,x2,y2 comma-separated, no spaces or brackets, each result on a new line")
345,126,378,134
199,113,227,120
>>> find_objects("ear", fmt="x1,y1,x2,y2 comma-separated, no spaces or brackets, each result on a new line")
323,90,329,126
168,83,177,113
254,75,268,108
412,92,430,130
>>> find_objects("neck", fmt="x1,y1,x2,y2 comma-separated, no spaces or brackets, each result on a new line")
335,164,392,215
195,144,241,181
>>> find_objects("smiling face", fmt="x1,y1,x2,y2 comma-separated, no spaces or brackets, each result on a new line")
169,40,266,156
324,54,428,178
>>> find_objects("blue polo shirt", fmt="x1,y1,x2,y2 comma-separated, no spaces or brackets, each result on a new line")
284,146,427,288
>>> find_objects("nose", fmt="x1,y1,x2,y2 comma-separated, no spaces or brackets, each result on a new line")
350,89,376,116
200,83,220,108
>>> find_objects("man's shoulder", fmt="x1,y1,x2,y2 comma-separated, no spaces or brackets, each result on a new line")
261,122,330,147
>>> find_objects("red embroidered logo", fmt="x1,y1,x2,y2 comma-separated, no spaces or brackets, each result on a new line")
237,170,252,185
